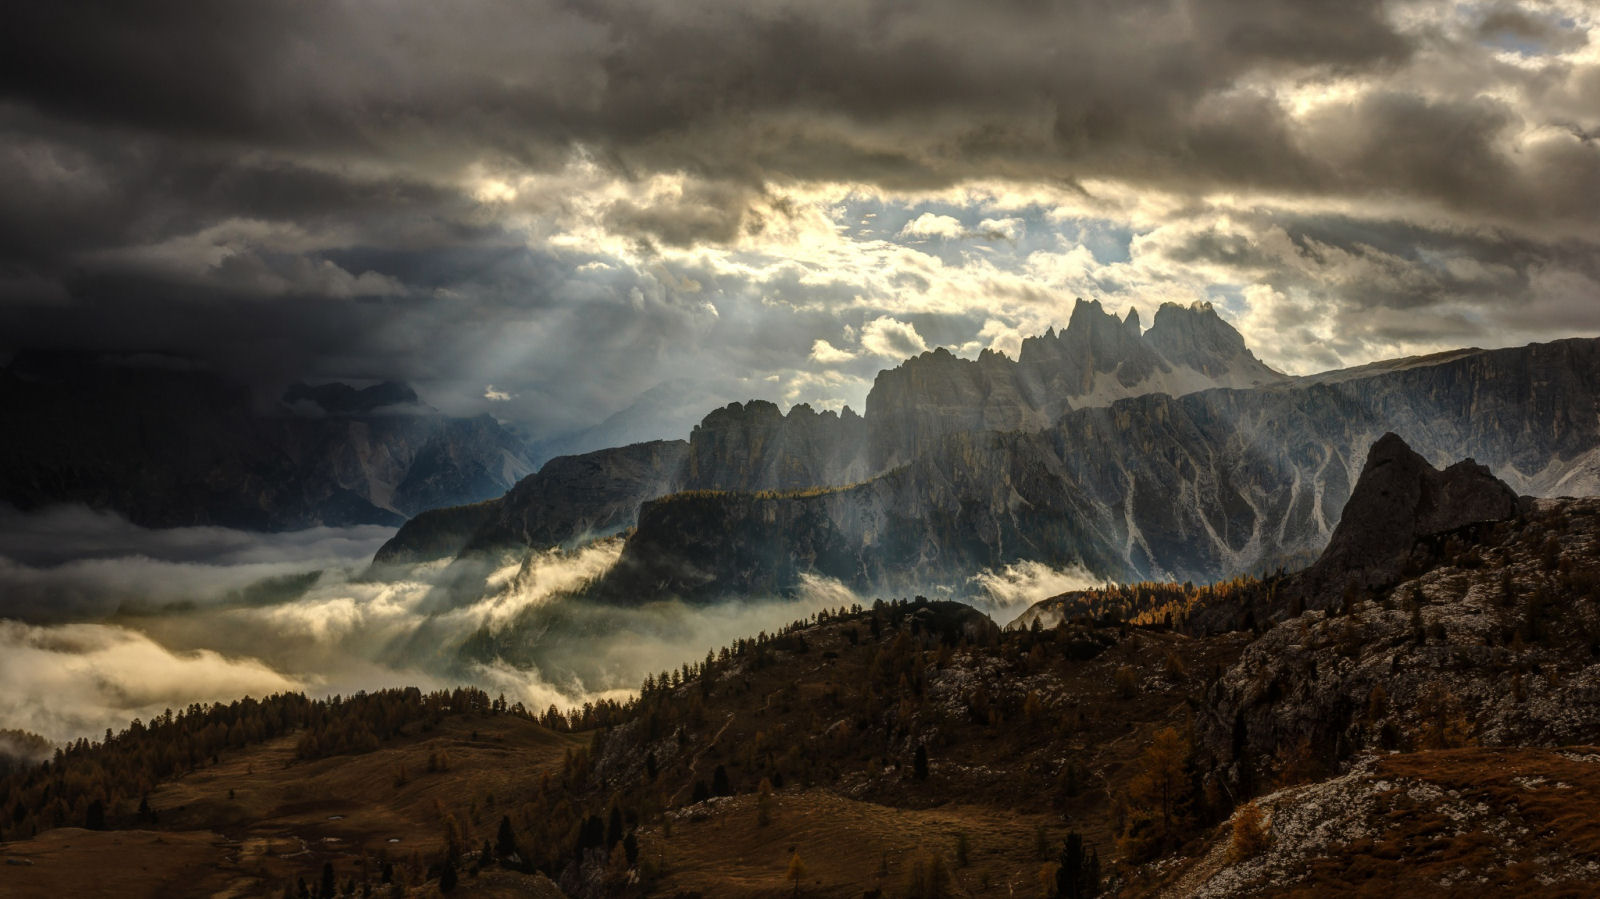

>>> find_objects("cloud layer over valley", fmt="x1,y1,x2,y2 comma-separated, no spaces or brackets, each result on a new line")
0,509,864,744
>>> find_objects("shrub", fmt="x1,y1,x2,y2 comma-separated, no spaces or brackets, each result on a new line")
1229,801,1271,861
1114,666,1139,699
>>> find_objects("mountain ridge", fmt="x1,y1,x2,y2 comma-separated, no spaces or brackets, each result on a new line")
582,335,1600,601
0,357,535,530
376,326,1600,599
375,300,1291,564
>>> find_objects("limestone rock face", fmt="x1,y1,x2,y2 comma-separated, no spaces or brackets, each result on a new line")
373,500,502,566
1018,296,1169,391
372,300,1293,565
459,439,689,554
683,400,869,492
865,299,1286,470
1143,301,1279,383
370,326,1600,589
1197,496,1600,799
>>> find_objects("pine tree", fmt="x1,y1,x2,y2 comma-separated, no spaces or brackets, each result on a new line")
84,798,105,830
913,744,929,781
496,814,519,861
606,805,623,850
786,850,807,897
1056,833,1099,898
438,857,458,894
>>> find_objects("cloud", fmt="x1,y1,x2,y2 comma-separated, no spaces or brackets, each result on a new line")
484,385,514,401
966,560,1105,616
975,318,1026,359
0,511,862,744
859,316,929,358
899,213,966,240
977,217,1023,241
0,504,395,567
809,338,856,365
0,619,303,742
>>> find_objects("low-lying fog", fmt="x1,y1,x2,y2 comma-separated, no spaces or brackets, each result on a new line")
0,504,1099,746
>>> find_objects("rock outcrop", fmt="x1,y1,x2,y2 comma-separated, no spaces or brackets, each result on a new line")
1289,431,1520,608
458,439,690,555
1199,495,1600,802
372,499,502,566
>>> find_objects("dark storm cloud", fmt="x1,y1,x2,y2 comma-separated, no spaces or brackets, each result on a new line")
602,181,760,249
0,0,1415,190
1477,4,1590,54
0,0,1596,436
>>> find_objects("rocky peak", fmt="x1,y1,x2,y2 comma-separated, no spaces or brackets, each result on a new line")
685,397,869,492
1143,301,1279,382
1122,306,1141,337
693,399,783,430
1065,296,1117,332
1294,432,1521,607
1016,297,1168,388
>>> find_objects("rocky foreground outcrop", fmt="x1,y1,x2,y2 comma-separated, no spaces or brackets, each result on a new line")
1199,489,1600,802
1289,431,1521,608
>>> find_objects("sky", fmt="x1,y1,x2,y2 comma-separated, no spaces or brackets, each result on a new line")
1,0,1597,443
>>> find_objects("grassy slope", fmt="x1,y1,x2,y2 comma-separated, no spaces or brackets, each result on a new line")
583,602,1253,897
2,714,586,898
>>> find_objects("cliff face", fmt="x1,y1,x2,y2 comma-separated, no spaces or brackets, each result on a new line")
592,488,878,602
682,400,869,492
391,402,867,563
372,499,502,566
458,439,690,554
865,299,1284,470
599,337,1600,601
0,358,534,530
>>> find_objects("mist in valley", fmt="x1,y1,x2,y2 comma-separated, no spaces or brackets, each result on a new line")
0,505,1082,747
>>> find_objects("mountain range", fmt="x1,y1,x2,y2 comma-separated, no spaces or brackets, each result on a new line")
377,300,1600,606
377,299,1286,563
